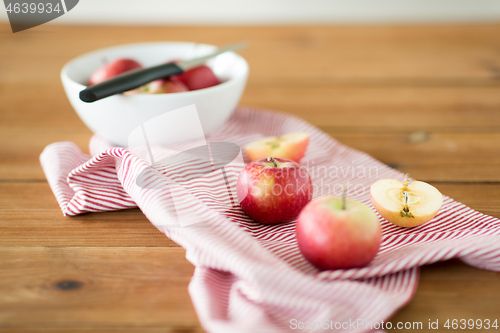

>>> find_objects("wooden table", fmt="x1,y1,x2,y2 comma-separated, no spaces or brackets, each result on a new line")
1,23,499,332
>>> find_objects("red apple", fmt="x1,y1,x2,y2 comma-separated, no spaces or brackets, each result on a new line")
296,195,381,270
236,157,313,225
244,132,309,163
163,78,189,93
88,58,142,86
173,65,220,90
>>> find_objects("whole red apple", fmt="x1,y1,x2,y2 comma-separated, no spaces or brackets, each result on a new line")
296,195,381,270
236,157,313,225
172,65,220,90
88,58,142,86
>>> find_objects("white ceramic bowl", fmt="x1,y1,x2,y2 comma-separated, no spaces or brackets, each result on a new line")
61,42,249,147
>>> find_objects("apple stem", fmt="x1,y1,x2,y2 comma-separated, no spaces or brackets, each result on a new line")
342,185,347,210
400,174,415,217
401,190,415,218
267,157,278,168
403,173,411,188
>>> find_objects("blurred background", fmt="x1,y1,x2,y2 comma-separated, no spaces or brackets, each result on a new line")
1,0,500,25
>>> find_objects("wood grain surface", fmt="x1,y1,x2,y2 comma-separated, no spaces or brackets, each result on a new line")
1,23,499,332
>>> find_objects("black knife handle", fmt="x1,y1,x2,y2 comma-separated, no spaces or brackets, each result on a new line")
79,62,184,103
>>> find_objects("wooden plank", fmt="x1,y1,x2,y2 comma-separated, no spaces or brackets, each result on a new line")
3,123,500,182
0,85,82,128
0,329,203,333
241,86,500,130
0,329,202,333
391,259,500,332
0,126,91,180
428,183,500,218
0,248,497,332
0,183,177,247
1,183,499,248
1,24,499,181
3,84,500,129
0,247,202,332
1,24,500,83
329,131,500,182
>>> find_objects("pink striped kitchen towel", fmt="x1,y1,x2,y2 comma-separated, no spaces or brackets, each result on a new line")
41,107,500,333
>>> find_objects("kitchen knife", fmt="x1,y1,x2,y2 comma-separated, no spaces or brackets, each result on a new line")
79,42,246,103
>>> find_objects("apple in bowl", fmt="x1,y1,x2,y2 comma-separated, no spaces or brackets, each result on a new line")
124,79,189,95
172,65,220,91
236,157,313,225
61,42,249,147
88,58,219,94
88,58,143,86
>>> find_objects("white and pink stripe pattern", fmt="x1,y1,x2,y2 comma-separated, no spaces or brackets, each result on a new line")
41,107,500,332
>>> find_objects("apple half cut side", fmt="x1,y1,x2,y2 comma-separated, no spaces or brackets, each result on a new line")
244,132,309,163
370,175,443,228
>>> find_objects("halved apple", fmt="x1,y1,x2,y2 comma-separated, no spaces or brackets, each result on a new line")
244,132,309,163
370,175,443,228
